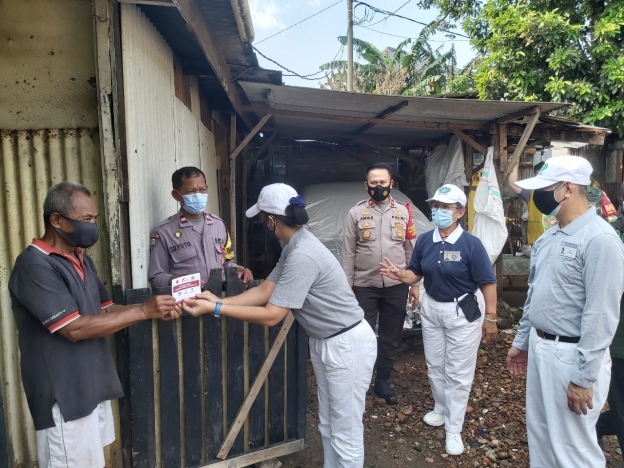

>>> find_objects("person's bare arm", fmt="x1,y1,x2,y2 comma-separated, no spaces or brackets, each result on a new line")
182,298,289,327
57,295,176,342
194,280,276,307
507,162,522,195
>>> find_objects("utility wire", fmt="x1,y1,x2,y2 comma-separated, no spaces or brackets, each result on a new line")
354,1,470,39
367,0,411,26
252,46,326,80
357,23,469,42
255,0,344,45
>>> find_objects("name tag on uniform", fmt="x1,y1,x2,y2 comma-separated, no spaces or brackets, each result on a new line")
444,251,461,262
559,242,578,259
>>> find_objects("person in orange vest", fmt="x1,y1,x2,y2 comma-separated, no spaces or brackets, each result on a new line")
508,160,547,244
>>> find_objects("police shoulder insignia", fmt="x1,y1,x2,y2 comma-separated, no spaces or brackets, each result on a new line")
150,233,160,250
222,233,235,260
174,230,182,239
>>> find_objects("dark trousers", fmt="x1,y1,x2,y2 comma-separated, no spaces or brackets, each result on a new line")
353,283,409,373
597,356,624,451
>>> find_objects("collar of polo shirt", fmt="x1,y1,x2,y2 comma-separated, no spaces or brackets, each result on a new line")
433,225,464,244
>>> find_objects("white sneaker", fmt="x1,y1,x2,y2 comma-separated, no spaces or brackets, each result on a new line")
423,411,444,427
445,432,464,456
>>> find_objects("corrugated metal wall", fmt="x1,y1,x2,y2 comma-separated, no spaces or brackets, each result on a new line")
121,3,178,288
121,4,219,288
0,128,109,467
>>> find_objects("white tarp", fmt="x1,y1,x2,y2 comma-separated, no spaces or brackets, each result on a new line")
302,182,435,260
425,136,468,197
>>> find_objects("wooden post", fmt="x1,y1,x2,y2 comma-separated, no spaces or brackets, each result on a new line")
229,113,237,256
503,110,541,185
498,124,508,173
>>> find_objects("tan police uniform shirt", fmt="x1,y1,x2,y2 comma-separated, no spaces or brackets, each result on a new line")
341,197,414,288
148,210,238,288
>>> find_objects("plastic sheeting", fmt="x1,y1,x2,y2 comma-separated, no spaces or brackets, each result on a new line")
425,136,468,198
302,182,435,259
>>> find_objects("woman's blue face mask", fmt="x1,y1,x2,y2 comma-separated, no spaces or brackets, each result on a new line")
431,208,455,228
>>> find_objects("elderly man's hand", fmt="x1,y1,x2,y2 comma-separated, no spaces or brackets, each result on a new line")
567,382,593,415
507,346,528,375
142,295,176,320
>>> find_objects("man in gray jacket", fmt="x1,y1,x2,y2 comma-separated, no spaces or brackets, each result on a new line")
507,156,624,467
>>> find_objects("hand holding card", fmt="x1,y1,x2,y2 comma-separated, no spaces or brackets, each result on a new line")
171,273,202,304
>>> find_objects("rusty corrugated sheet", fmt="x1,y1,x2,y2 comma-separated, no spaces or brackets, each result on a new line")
0,128,110,467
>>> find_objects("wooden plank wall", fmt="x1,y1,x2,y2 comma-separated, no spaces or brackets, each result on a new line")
120,268,308,468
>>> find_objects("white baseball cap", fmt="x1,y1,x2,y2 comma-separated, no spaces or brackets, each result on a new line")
246,183,299,218
515,155,593,190
426,184,467,206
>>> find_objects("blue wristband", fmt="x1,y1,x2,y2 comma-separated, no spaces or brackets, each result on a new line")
214,301,223,318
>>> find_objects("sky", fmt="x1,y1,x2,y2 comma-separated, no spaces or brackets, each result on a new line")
248,0,476,89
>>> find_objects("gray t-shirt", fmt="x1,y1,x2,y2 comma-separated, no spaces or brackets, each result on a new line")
189,215,205,234
513,208,624,387
267,228,364,339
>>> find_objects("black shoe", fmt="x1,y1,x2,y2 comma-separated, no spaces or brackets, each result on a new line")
374,379,398,405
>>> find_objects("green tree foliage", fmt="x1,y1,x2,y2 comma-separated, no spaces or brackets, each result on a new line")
420,0,624,134
320,31,476,96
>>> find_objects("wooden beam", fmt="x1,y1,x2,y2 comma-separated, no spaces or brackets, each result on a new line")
172,0,254,129
229,114,272,161
208,440,305,468
229,113,237,255
242,105,486,131
217,313,296,460
503,110,541,184
353,139,425,168
250,133,277,167
507,124,606,146
118,0,175,5
451,129,488,155
495,105,541,125
264,126,440,147
498,124,508,172
353,100,409,135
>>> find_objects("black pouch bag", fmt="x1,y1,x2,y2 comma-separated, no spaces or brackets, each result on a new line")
457,293,481,323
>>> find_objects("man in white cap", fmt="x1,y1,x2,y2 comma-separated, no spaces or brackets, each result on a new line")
506,156,624,467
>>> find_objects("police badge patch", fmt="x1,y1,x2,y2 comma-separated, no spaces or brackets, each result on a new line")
150,232,160,250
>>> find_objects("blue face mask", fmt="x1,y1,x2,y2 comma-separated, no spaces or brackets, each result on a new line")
180,193,208,215
431,208,455,228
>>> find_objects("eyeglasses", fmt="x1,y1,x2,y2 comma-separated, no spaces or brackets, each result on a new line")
429,203,461,211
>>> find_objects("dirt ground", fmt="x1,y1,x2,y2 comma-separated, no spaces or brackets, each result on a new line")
280,332,623,468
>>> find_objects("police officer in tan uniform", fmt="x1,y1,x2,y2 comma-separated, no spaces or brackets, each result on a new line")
341,163,416,405
148,166,253,289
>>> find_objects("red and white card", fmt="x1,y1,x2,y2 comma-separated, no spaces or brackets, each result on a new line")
172,273,201,303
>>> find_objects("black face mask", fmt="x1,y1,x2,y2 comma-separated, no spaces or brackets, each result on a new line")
367,185,391,202
56,215,100,248
533,183,565,216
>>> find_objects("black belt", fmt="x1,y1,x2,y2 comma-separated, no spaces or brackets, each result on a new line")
536,329,580,344
325,321,361,339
